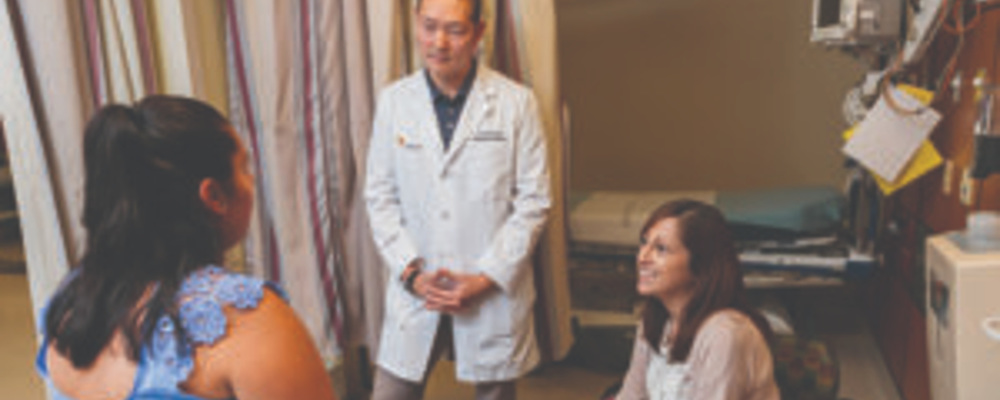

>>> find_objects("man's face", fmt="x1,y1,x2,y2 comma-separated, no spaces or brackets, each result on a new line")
416,0,483,83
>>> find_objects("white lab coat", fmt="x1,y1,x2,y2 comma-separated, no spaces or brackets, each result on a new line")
365,65,551,383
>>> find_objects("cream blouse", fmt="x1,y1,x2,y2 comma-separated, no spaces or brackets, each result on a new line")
616,309,780,400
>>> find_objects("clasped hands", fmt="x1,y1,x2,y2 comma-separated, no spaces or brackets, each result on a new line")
406,267,496,314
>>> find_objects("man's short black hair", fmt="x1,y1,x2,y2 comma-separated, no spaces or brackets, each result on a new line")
416,0,483,23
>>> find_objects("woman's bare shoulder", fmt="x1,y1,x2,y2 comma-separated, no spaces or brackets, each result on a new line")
203,287,337,400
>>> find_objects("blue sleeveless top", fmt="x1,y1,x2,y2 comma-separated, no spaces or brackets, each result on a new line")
36,266,283,400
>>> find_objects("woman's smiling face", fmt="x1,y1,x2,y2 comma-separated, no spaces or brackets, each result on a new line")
637,217,695,301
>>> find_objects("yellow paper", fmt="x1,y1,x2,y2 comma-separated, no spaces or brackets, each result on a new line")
844,128,942,195
897,84,934,104
843,84,942,195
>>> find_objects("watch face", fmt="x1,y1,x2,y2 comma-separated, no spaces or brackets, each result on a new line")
435,275,456,290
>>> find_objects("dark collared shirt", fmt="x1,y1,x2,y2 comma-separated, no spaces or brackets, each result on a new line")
425,62,477,151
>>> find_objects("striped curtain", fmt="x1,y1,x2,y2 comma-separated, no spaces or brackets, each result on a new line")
0,0,81,340
366,0,573,362
224,0,382,363
494,0,573,362
10,0,377,369
7,0,229,326
78,0,229,109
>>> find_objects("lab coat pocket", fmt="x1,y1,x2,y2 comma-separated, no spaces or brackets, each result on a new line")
476,296,515,361
471,129,506,142
466,129,511,179
479,334,514,365
386,284,420,330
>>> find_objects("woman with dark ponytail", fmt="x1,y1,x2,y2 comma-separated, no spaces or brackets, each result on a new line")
615,200,778,400
36,95,336,400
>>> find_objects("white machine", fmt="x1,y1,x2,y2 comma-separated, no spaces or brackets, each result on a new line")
926,232,1000,400
811,0,903,47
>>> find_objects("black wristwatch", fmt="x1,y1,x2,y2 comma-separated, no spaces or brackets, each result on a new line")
404,268,420,294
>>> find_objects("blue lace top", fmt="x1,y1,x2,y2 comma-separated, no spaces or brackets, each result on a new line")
36,266,283,400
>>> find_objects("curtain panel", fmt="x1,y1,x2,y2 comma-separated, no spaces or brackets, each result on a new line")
10,0,233,321
0,0,83,337
224,0,385,363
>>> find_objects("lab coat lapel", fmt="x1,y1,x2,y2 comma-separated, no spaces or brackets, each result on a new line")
412,78,446,170
440,67,491,175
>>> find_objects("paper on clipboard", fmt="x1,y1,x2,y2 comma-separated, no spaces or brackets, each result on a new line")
843,127,942,195
842,87,941,182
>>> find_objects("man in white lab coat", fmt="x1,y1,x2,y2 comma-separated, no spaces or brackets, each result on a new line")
364,0,551,399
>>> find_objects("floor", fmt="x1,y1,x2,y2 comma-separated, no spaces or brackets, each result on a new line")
417,285,903,400
1,272,47,400
1,266,621,400
423,360,621,400
786,286,903,400
3,256,899,400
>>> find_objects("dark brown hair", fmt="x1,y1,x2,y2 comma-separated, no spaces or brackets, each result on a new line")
45,95,237,368
639,199,772,362
416,0,483,23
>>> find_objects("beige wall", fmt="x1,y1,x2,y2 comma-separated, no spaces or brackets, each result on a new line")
558,0,866,191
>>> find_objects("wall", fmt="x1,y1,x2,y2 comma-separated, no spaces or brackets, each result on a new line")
557,0,866,191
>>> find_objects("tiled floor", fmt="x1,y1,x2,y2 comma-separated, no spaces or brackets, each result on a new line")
3,271,899,400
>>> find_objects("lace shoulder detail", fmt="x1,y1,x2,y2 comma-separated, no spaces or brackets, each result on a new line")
145,266,270,389
177,265,267,345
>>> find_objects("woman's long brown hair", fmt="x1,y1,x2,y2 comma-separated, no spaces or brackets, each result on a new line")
640,199,772,362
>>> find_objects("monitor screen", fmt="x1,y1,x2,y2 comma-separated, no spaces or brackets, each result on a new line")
817,0,842,27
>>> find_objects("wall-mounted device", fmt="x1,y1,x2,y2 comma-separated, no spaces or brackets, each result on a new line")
903,0,946,65
811,0,903,47
971,73,1000,179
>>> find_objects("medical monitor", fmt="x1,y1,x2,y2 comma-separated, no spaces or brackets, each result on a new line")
811,0,902,47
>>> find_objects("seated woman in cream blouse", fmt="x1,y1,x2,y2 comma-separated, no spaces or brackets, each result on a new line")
616,199,779,400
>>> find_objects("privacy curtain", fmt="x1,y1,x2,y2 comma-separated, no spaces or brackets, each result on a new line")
366,0,573,361
224,0,383,363
496,0,573,362
0,0,82,337
5,0,227,328
8,0,374,369
511,0,572,363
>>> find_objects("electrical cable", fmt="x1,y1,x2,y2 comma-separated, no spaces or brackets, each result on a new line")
876,0,954,115
901,0,966,106
880,48,929,115
931,24,965,104
942,0,982,34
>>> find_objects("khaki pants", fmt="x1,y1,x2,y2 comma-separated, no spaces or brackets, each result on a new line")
371,316,517,400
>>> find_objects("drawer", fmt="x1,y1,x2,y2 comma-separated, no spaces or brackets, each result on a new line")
569,256,639,312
